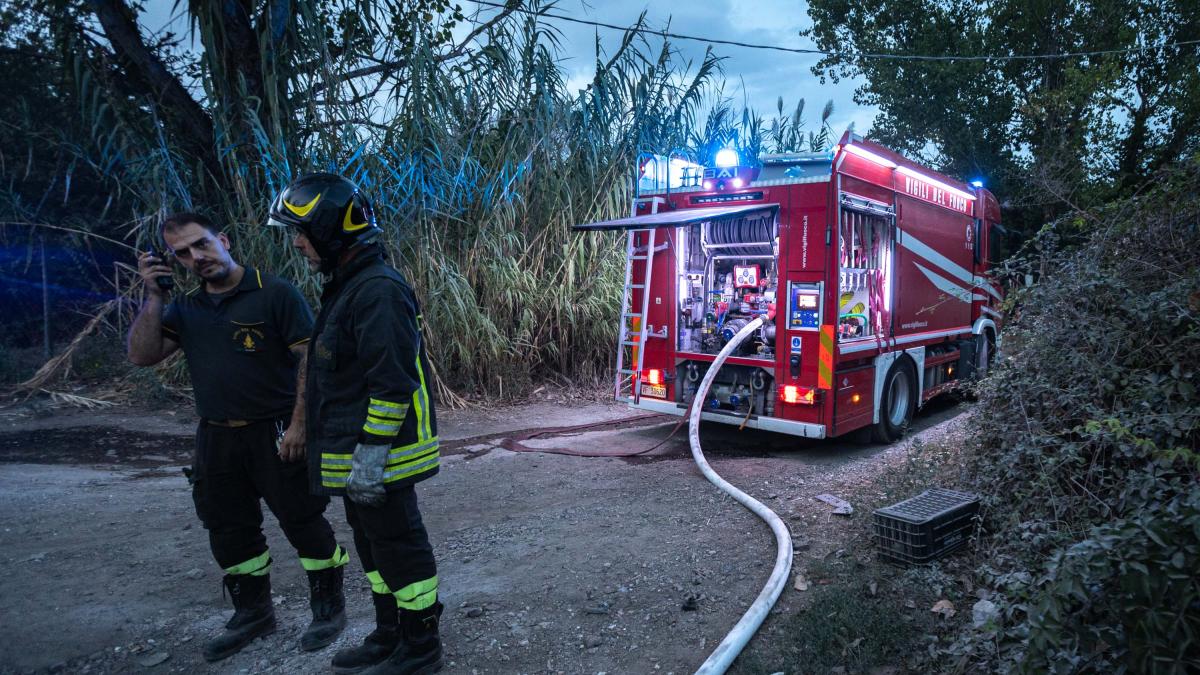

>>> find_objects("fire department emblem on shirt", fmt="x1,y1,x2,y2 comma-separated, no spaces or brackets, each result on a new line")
232,325,266,353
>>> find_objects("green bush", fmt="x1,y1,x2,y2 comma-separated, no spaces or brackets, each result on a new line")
938,159,1200,673
70,333,133,381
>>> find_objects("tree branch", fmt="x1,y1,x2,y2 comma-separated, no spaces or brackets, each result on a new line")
299,118,394,134
313,74,390,107
86,0,220,181
442,1,522,61
306,2,520,95
220,0,264,98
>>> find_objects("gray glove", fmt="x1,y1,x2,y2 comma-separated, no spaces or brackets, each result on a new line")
347,443,389,507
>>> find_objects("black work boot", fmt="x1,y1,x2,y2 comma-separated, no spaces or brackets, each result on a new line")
360,602,444,675
301,565,347,651
203,574,276,662
331,593,401,674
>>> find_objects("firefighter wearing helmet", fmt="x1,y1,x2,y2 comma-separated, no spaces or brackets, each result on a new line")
269,173,443,675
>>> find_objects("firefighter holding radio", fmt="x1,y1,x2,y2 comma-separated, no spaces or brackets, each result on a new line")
127,213,348,662
269,174,444,675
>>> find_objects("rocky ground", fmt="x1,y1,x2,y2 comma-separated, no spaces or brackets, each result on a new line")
0,392,967,675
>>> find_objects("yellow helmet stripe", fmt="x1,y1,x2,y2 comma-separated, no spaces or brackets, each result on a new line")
283,192,322,217
342,203,369,232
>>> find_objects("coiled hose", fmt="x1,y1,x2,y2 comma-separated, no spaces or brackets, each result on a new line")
689,316,793,675
706,213,776,256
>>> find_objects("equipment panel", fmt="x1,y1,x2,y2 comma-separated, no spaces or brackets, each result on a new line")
788,282,822,331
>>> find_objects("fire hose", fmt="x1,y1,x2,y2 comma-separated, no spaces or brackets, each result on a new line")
688,316,793,675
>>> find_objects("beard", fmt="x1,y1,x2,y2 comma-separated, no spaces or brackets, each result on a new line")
197,261,231,281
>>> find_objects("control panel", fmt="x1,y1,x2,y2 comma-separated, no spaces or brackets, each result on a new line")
787,281,822,331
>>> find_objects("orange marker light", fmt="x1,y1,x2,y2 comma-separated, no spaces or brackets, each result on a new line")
851,393,862,404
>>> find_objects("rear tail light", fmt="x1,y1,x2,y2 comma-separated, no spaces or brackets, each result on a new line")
781,385,815,405
646,369,662,385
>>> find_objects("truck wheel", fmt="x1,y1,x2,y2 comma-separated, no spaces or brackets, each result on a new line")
976,330,996,378
872,359,916,443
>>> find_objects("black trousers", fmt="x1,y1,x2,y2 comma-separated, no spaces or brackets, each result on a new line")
193,419,336,573
344,487,438,610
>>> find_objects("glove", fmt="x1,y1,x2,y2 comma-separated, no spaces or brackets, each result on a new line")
347,443,389,507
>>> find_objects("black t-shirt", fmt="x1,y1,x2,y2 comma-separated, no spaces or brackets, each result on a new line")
162,267,314,420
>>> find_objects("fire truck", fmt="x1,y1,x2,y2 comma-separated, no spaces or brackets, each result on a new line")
573,131,1003,443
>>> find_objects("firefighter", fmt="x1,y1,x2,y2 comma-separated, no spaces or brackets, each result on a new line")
268,174,443,675
127,212,348,661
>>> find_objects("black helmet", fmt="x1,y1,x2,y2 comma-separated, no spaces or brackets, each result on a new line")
268,173,381,271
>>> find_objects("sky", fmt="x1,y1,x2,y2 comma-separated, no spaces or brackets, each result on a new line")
137,0,878,139
463,0,878,136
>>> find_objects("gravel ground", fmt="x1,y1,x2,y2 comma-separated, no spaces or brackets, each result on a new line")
0,395,964,674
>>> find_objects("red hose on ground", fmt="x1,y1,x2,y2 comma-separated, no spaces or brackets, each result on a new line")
497,412,685,457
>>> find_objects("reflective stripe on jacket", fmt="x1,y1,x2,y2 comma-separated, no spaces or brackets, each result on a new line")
306,250,438,496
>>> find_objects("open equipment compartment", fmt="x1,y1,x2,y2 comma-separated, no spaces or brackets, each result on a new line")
836,194,895,344
674,207,780,417
676,208,779,358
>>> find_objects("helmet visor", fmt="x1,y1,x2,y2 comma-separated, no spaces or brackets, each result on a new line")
267,215,295,229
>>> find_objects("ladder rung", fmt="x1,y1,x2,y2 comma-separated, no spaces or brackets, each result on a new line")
629,284,645,289
617,369,637,375
630,255,648,260
620,340,640,346
623,312,643,318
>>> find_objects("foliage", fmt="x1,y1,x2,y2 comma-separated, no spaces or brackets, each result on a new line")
7,1,761,397
761,581,935,674
692,96,838,168
935,158,1200,673
69,332,132,381
0,3,121,261
0,344,44,384
803,0,1200,240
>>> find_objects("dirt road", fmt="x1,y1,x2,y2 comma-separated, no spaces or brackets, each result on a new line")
0,397,963,674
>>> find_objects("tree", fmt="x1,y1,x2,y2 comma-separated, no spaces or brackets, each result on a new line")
31,0,517,214
803,0,1200,239
8,0,723,396
0,3,113,226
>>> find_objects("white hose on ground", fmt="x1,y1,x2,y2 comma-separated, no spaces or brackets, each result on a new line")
688,316,793,675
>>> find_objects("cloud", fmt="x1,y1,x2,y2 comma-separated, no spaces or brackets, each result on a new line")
556,0,878,136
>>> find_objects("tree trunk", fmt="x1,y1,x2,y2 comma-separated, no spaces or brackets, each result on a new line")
87,0,224,185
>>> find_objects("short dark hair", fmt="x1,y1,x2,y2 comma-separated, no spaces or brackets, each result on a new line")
160,212,221,241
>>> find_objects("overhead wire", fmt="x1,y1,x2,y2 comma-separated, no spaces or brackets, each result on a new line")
468,0,1200,62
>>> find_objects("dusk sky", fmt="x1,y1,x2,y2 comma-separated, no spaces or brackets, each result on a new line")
504,0,878,135
139,0,878,139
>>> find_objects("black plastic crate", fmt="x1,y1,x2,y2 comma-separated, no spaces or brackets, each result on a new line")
872,488,979,565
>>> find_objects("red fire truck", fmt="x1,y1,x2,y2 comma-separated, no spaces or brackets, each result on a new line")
574,131,1003,442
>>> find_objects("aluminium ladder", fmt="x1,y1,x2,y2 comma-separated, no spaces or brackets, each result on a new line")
614,227,658,403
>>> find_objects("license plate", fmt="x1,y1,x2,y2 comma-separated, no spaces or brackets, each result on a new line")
640,383,667,399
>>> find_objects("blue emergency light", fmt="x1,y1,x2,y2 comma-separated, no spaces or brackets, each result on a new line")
714,148,739,168
703,150,759,191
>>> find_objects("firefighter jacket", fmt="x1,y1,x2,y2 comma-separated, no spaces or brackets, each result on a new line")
305,248,438,496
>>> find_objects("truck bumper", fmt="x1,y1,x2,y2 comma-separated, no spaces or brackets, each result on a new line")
630,398,827,439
